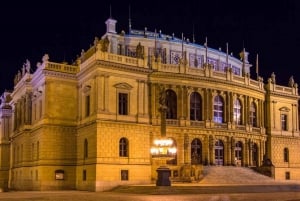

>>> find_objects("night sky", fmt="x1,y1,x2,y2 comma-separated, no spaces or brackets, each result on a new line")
0,0,299,93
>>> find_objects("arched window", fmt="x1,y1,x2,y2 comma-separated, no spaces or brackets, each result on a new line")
119,138,129,157
284,148,289,162
213,95,224,123
249,102,257,127
166,89,177,119
233,99,242,125
190,92,202,121
84,139,88,159
191,138,202,164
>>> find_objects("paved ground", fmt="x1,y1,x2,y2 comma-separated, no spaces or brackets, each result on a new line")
1,167,300,201
0,190,300,201
1,183,300,201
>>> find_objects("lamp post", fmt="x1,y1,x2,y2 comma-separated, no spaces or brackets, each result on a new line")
150,86,177,186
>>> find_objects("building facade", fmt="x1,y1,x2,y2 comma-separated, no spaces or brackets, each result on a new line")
0,17,299,192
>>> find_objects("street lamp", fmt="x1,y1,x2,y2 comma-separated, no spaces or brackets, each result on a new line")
150,86,177,186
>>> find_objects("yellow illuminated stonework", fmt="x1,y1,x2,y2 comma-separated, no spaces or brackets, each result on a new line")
0,17,299,192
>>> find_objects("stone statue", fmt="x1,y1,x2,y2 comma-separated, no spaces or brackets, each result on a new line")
100,36,110,52
17,70,21,82
36,62,42,68
14,74,18,85
42,54,49,63
288,76,295,87
93,37,99,46
25,59,31,73
136,42,144,59
22,64,25,76
271,72,276,84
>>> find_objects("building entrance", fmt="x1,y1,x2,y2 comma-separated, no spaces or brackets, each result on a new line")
235,141,242,166
215,140,224,165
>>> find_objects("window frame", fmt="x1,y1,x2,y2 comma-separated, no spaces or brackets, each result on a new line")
213,95,224,123
190,92,202,121
119,137,129,157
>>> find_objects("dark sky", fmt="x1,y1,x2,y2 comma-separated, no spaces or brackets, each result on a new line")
0,0,299,93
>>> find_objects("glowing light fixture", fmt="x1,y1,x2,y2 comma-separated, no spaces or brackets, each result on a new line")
150,138,177,158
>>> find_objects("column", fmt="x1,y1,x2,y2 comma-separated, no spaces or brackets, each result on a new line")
209,135,214,165
227,136,231,165
143,81,149,115
249,139,253,166
231,137,235,165
204,89,209,121
205,135,210,165
262,99,265,128
184,133,189,164
104,75,110,111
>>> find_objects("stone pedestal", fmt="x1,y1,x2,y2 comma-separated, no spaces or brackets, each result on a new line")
156,166,171,186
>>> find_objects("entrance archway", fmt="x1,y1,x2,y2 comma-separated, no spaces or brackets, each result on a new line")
235,141,243,166
215,140,224,166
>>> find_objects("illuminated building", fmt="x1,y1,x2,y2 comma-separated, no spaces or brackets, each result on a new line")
0,17,299,191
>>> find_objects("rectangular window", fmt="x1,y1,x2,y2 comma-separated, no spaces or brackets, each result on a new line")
285,172,290,180
281,114,287,131
55,170,64,180
121,170,128,180
85,95,90,117
83,170,87,181
118,93,128,115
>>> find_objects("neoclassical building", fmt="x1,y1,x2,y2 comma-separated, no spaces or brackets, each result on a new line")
0,17,299,191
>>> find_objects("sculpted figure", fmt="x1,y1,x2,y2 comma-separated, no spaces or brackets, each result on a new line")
271,72,276,84
25,59,31,73
288,76,295,87
42,54,49,62
136,42,144,59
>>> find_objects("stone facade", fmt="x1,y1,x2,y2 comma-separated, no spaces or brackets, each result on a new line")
0,17,299,191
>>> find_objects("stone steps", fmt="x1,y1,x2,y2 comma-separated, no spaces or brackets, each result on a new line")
199,166,277,184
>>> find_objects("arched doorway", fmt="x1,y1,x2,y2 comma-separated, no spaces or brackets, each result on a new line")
235,141,243,166
215,140,224,166
252,143,258,167
191,138,202,164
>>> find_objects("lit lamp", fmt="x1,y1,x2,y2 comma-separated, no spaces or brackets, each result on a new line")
150,87,177,186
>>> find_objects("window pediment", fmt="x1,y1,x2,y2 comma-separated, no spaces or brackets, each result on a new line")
114,83,133,90
279,107,290,112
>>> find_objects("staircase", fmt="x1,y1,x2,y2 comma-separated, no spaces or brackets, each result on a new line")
199,166,277,185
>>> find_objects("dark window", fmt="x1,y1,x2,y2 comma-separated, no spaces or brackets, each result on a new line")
121,170,128,180
84,139,88,159
119,93,128,115
55,170,64,180
119,138,128,157
249,102,257,127
235,141,243,165
85,95,90,117
191,138,202,164
83,170,87,181
281,114,288,131
213,95,224,123
166,89,177,119
285,172,290,180
284,148,289,162
190,92,202,121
